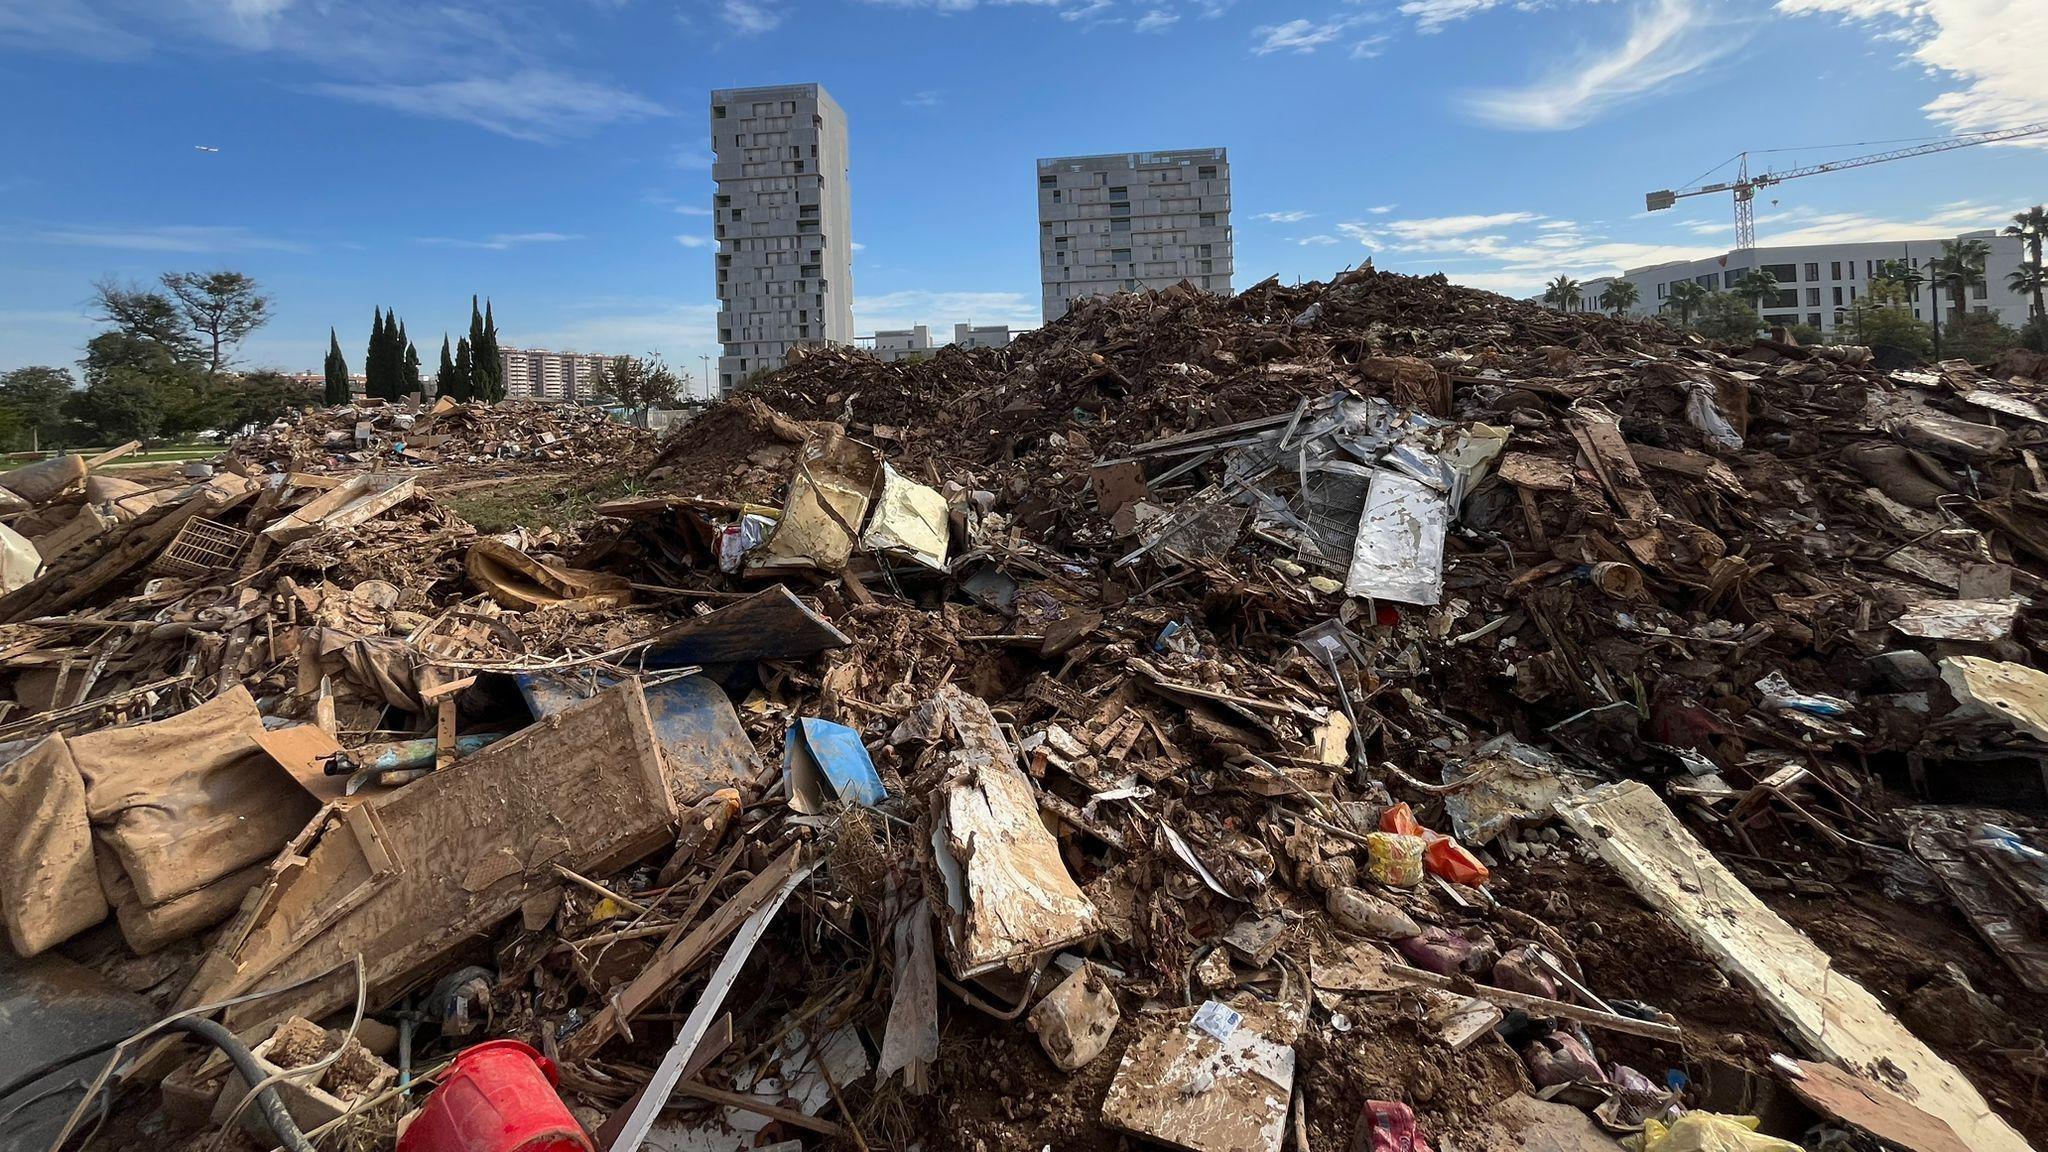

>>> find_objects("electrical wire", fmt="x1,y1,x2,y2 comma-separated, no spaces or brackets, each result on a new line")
43,954,367,1152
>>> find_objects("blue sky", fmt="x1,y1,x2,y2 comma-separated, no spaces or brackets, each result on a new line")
1,0,2042,397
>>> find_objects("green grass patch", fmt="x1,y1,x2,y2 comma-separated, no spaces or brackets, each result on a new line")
441,471,643,534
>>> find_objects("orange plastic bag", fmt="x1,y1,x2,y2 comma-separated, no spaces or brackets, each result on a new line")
1379,803,1491,886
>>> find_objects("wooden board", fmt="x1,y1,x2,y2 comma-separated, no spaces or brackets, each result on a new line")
1783,1059,1973,1152
185,682,677,1032
1555,782,2034,1152
1100,1006,1294,1152
642,585,850,667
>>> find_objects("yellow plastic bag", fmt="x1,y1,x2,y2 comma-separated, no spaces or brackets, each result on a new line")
1631,1113,1801,1152
1365,832,1425,887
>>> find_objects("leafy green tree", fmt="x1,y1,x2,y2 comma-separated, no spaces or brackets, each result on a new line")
436,336,457,399
2021,317,2048,354
1662,280,1708,327
0,366,78,450
161,270,271,375
453,337,475,402
324,328,350,405
467,298,496,401
1943,312,2019,364
67,354,169,443
90,277,203,364
214,370,321,433
1692,292,1763,343
1542,275,1582,312
1598,280,1640,317
1730,269,1780,312
1784,322,1826,346
399,321,422,397
1934,238,1990,324
1843,290,1934,369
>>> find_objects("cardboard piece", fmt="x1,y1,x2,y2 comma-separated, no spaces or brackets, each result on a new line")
1555,781,2032,1152
465,539,634,612
1780,1058,1972,1152
753,432,880,573
1100,1003,1295,1152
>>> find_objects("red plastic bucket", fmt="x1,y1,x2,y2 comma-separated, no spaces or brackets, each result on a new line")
397,1039,593,1152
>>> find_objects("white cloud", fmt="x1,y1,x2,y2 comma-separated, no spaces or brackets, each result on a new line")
1297,235,1341,245
1350,33,1390,58
1461,0,1737,130
855,289,1042,334
1251,16,1366,54
851,241,868,251
1254,210,1315,223
672,149,716,170
310,71,667,142
1777,0,2048,131
417,232,583,250
1398,0,1507,32
671,205,712,216
720,0,782,33
674,234,713,248
1134,7,1178,31
1059,0,1114,21
0,0,151,58
904,89,944,108
16,223,311,253
1342,211,1543,244
1369,204,1396,214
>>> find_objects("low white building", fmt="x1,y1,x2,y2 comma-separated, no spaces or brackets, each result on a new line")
866,323,1013,363
1570,229,2031,334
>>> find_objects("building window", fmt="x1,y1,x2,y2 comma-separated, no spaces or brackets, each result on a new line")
1040,174,1056,188
1110,248,1132,262
1198,244,1212,258
1764,263,1797,283
1832,287,1844,306
1807,313,1822,327
714,105,726,119
1804,262,1820,282
1109,186,1127,199
1199,213,1216,227
1806,287,1821,306
1198,166,1217,180
1111,220,1130,232
1052,190,1061,203
1973,282,1988,300
1829,261,1841,280
1656,282,1668,299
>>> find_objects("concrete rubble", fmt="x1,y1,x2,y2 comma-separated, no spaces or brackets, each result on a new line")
3,267,2048,1152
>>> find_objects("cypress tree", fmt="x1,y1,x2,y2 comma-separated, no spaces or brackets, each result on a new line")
466,297,490,402
480,300,502,400
437,336,457,400
366,309,385,400
454,337,474,402
403,339,422,398
324,328,349,406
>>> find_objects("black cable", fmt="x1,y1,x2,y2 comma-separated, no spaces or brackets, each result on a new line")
159,1017,318,1152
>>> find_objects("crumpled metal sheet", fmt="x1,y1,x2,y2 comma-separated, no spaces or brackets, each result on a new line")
1345,470,1447,605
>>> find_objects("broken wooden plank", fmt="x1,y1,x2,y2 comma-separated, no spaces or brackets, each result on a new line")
262,474,416,544
641,584,851,667
185,681,678,1033
1555,781,2032,1152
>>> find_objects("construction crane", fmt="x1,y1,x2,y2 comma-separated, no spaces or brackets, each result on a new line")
1646,123,2048,253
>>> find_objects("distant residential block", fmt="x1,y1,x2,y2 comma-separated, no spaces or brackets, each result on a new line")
712,83,854,393
1037,148,1233,322
499,348,610,401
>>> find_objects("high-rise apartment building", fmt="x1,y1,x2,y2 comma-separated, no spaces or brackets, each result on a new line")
496,348,609,402
711,83,853,393
1036,148,1233,322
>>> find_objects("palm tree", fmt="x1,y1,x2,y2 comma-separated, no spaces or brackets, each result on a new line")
1934,238,1990,324
2011,264,2048,321
2005,204,2046,320
1730,269,1780,312
1543,275,1582,312
1663,280,1708,326
1598,280,1640,317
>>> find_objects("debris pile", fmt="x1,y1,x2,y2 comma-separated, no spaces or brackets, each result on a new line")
4,267,2048,1152
235,396,661,475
